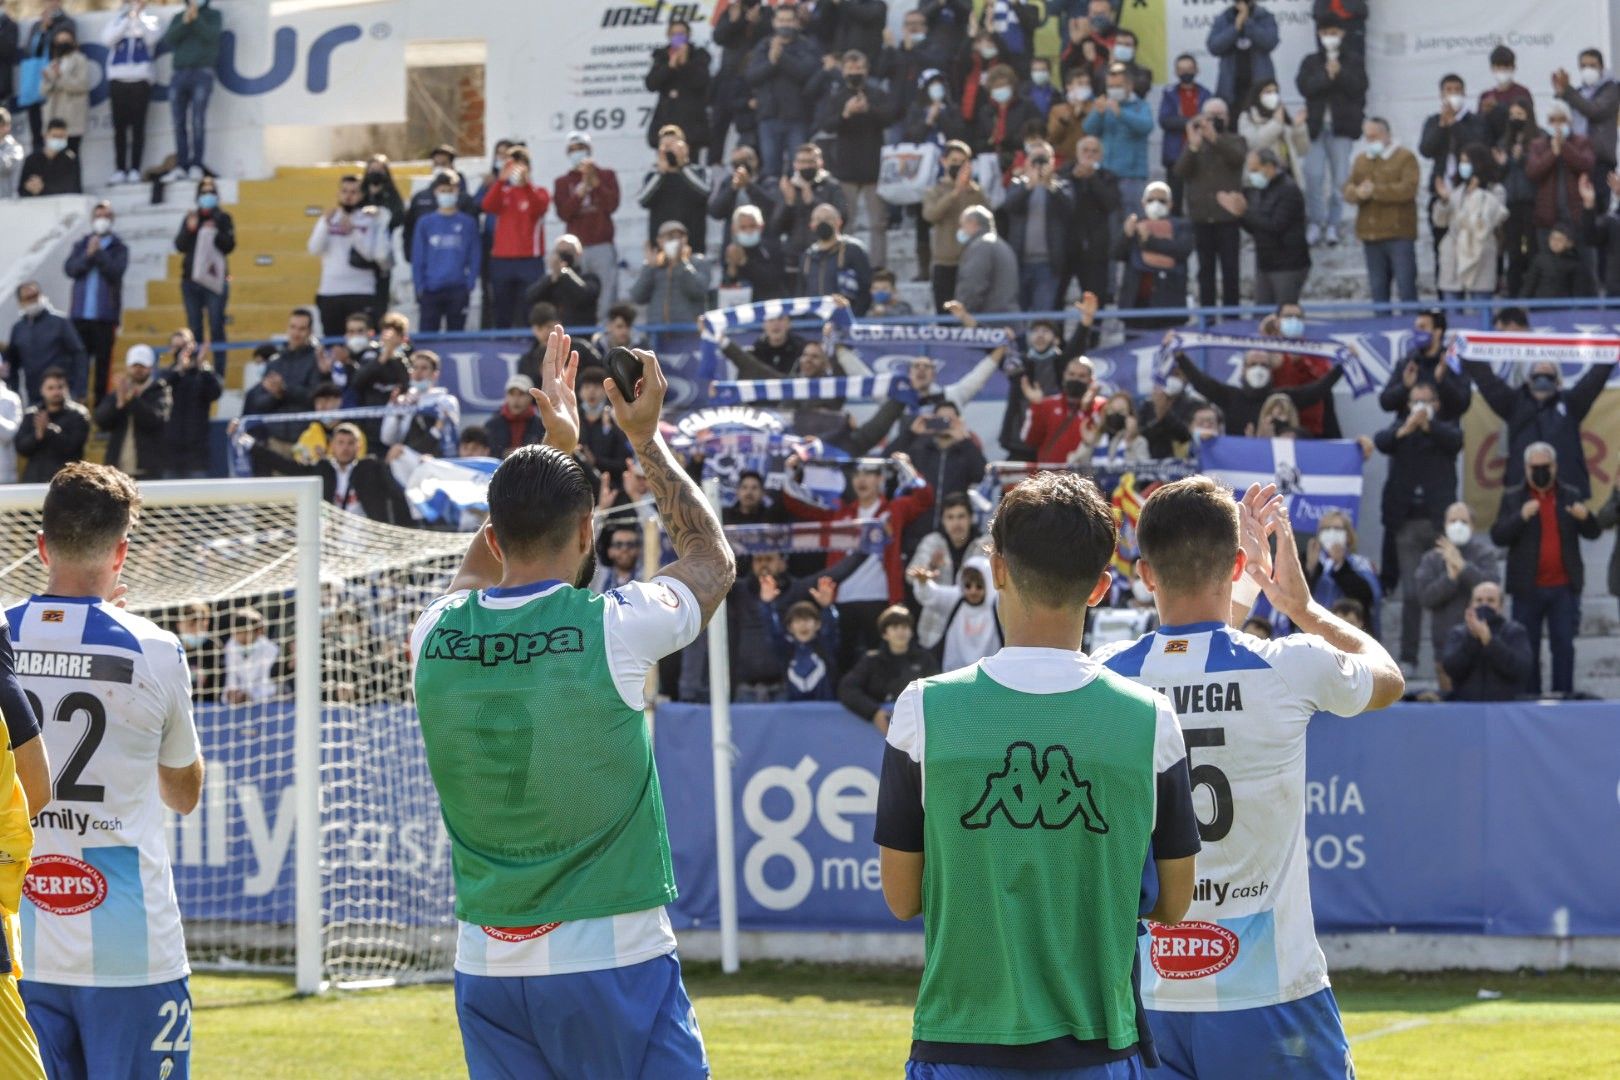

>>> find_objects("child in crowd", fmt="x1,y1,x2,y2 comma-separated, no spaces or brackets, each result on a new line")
224,607,279,704
762,574,841,701
1521,224,1596,299
909,555,1002,671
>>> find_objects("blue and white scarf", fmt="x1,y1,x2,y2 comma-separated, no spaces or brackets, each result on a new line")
709,374,906,406
1159,330,1379,397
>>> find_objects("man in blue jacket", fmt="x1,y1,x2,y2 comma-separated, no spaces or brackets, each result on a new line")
411,172,480,333
1206,0,1278,112
63,200,128,399
747,6,822,179
6,281,87,403
1083,62,1154,212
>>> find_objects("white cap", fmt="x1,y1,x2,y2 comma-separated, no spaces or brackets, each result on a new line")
505,374,534,392
566,130,592,149
125,343,156,369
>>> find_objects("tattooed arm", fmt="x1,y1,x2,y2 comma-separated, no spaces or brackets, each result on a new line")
606,349,737,625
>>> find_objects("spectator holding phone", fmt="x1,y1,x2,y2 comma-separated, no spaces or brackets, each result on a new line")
480,147,550,329
159,328,221,478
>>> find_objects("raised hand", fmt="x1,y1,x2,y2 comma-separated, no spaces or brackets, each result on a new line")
532,324,581,455
603,348,668,445
758,574,781,604
810,576,838,607
1256,502,1312,620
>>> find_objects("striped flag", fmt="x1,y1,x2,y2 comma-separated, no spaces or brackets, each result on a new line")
404,455,499,527
1446,329,1620,373
1110,473,1148,577
1197,436,1365,529
709,374,904,406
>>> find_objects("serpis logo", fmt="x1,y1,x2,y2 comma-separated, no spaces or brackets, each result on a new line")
24,854,109,916
482,923,561,943
1148,921,1240,980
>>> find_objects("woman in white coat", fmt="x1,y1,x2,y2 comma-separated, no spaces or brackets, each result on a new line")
1237,78,1309,190
1434,144,1510,303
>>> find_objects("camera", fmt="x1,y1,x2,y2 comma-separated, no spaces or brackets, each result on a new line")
664,149,679,167
847,73,865,91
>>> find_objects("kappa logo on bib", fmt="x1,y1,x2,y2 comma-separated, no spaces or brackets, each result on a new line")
23,854,109,916
481,923,562,943
1148,920,1239,979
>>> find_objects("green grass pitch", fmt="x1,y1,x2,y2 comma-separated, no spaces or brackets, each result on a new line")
186,964,1620,1078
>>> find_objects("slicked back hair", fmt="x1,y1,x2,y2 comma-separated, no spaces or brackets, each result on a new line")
486,445,594,560
1135,476,1240,594
42,462,141,563
989,472,1117,609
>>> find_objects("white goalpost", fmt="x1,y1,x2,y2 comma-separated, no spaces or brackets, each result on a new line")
0,478,474,993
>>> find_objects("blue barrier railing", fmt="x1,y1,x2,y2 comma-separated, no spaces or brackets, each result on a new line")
175,295,1620,358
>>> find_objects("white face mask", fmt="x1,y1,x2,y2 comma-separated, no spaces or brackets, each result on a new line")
927,82,947,102
1260,91,1280,111
1067,85,1093,105
1131,579,1153,604
662,238,683,259
567,149,589,167
1445,93,1467,113
1243,364,1272,389
1493,69,1514,88
1445,521,1473,546
1143,200,1169,220
1317,528,1348,553
1113,44,1135,63
410,379,433,394
1319,34,1341,53
46,137,68,153
91,217,112,235
346,334,370,354
1164,375,1186,396
1580,66,1602,87
1106,86,1127,102
1031,69,1050,86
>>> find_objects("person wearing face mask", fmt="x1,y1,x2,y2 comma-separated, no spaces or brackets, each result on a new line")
1175,345,1343,438
543,132,620,322
971,64,1041,167
815,49,897,271
707,145,775,248
380,350,462,459
1063,136,1120,303
482,146,552,329
410,173,481,333
1380,309,1470,422
631,220,707,325
1464,349,1615,500
1115,182,1193,329
310,174,392,337
174,178,234,363
1003,137,1075,312
1296,17,1367,246
1433,144,1509,304
866,268,914,316
876,10,944,122
1300,511,1383,639
576,368,632,483
1263,304,1339,437
1415,503,1503,690
1137,365,1198,459
708,0,769,167
527,234,601,331
1373,382,1464,673
101,0,161,185
1223,147,1311,305
16,116,78,196
1174,97,1246,311
1420,73,1490,284
486,374,545,459
1554,49,1620,213
1490,443,1602,695
38,27,88,155
1478,45,1533,144
91,343,171,480
747,7,821,179
720,204,786,301
1526,102,1596,242
1344,117,1420,308
1021,57,1058,117
951,204,1017,314
1440,582,1532,702
918,141,987,310
403,148,479,266
1238,79,1308,188
62,202,130,400
800,202,874,314
1019,355,1105,462
1206,0,1278,113
1084,63,1153,210
890,402,988,551
1075,389,1148,467
906,71,972,151
1521,223,1596,299
644,19,712,160
161,0,223,179
997,316,1070,457
175,603,223,703
1158,54,1212,215
1494,102,1542,294
17,0,74,153
6,281,86,404
159,328,223,478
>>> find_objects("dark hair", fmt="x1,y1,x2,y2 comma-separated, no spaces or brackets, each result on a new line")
1580,48,1605,68
529,301,559,329
1135,475,1239,594
313,382,342,400
1439,73,1464,89
1548,222,1575,243
1175,52,1197,68
1331,597,1368,625
871,267,896,283
460,425,490,448
40,366,68,385
486,445,594,560
42,462,141,563
339,173,362,186
1461,142,1497,183
1489,45,1516,68
1419,307,1448,334
1254,148,1281,170
989,472,1117,609
1029,318,1060,335
344,310,373,329
940,492,973,516
288,308,314,327
253,344,278,362
785,601,823,626
431,170,460,190
1241,616,1273,639
607,303,637,325
46,118,67,131
578,366,607,388
1493,306,1530,329
877,605,914,634
508,148,531,166
737,469,765,487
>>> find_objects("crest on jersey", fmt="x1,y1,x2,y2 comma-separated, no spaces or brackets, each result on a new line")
41,609,65,623
23,854,109,916
481,922,562,943
1164,639,1189,654
1148,920,1240,980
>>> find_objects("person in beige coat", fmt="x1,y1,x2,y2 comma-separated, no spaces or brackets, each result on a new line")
1434,145,1509,301
1237,79,1310,189
40,28,92,149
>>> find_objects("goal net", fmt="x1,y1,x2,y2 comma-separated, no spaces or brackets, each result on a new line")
0,477,473,991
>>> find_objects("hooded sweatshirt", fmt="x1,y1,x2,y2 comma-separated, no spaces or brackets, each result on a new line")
914,555,1003,671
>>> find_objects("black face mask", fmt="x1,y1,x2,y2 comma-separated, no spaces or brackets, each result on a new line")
1063,378,1090,399
1092,16,1113,34
813,221,835,241
1529,373,1558,395
798,166,818,184
1104,411,1127,433
1210,117,1226,133
1529,464,1554,489
944,163,961,180
1474,604,1501,626
1178,72,1197,85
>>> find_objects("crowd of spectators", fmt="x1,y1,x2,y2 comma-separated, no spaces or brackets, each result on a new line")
1,1,1620,709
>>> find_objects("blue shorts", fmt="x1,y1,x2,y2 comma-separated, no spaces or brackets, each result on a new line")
1147,988,1353,1080
905,1059,1143,1080
454,952,708,1080
20,977,191,1080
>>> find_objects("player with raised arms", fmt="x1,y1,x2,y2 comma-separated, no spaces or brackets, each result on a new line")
1094,478,1405,1078
876,471,1202,1079
410,327,735,1079
7,463,205,1080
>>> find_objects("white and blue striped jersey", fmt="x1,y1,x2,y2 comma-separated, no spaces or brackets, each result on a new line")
1093,621,1374,1012
5,596,200,988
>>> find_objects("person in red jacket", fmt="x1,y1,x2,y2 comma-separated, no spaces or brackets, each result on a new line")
1019,355,1105,462
552,130,621,323
785,455,933,673
480,147,550,329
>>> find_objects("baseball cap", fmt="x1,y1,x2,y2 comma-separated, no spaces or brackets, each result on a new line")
505,374,535,393
657,219,688,237
566,130,593,149
125,344,156,369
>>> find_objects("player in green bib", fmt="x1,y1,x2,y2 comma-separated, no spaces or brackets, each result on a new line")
409,328,735,1079
875,472,1202,1080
